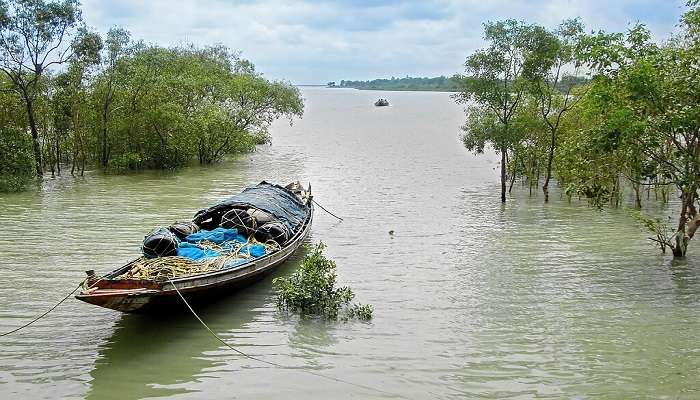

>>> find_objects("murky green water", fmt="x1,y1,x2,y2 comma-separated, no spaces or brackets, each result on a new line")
1,88,699,399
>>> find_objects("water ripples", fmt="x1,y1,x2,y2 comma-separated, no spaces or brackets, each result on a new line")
1,88,700,399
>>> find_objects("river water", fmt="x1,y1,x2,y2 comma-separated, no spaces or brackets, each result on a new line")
1,88,699,399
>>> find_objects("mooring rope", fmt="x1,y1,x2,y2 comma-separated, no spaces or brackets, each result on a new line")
0,278,88,337
311,198,344,222
167,278,404,398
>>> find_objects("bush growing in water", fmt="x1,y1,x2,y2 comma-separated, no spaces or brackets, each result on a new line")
273,243,373,321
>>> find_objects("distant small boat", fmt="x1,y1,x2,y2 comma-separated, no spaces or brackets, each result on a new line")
374,99,389,107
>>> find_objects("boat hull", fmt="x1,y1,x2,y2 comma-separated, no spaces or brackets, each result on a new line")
78,258,287,313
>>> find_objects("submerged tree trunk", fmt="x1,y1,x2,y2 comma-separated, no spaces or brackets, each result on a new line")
613,177,621,208
71,109,80,177
101,115,109,168
633,182,642,209
542,128,556,203
672,190,699,258
55,129,61,176
101,83,114,168
500,145,507,203
25,99,43,177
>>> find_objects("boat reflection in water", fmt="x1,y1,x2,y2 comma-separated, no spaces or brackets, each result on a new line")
86,314,206,399
85,282,272,399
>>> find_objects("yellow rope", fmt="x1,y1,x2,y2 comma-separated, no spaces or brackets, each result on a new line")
118,237,282,281
167,278,406,398
0,279,86,337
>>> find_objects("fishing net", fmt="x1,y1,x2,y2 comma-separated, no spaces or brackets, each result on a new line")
169,221,200,240
254,221,290,245
220,208,257,236
119,239,282,281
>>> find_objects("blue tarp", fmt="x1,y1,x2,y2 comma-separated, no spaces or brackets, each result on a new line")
185,227,247,244
192,181,309,234
242,244,266,257
176,227,266,261
177,242,220,260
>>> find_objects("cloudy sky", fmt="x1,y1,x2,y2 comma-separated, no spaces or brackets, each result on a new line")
81,0,687,84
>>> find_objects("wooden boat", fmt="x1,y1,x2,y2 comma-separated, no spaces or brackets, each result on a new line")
75,181,313,313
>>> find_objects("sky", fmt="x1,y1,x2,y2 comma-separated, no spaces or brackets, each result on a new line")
81,0,687,84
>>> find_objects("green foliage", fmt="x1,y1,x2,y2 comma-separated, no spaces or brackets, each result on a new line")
452,3,700,256
0,1,304,190
347,303,374,320
0,0,91,176
0,127,35,191
555,80,629,207
0,81,34,190
93,44,303,170
273,243,373,321
459,106,499,153
508,96,549,189
524,19,586,200
552,3,700,255
629,210,675,253
455,19,556,202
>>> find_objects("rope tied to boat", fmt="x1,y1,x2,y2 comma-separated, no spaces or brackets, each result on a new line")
0,275,108,338
167,278,408,398
311,198,343,222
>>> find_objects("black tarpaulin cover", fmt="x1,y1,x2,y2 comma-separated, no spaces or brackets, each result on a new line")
193,181,309,233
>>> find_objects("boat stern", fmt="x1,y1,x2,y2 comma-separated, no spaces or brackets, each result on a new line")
75,279,163,313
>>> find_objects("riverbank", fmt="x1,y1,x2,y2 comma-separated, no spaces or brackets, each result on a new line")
331,86,459,92
332,76,461,92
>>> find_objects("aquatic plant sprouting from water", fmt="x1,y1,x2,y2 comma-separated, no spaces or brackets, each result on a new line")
273,242,373,321
630,211,676,254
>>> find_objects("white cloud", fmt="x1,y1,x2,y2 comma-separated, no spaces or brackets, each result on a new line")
81,0,686,83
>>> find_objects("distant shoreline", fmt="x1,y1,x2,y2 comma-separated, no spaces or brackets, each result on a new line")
336,87,459,93
323,76,462,93
296,85,460,93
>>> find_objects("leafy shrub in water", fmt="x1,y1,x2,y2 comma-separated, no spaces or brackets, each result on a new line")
273,243,373,321
347,302,374,320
